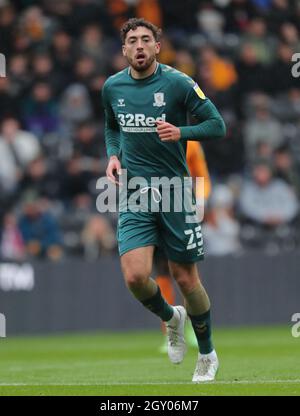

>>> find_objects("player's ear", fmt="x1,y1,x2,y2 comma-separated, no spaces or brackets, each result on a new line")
122,45,126,57
155,42,161,55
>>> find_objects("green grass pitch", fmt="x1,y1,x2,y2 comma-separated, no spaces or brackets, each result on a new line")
0,325,299,396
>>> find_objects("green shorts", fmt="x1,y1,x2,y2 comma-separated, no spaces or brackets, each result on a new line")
117,187,204,263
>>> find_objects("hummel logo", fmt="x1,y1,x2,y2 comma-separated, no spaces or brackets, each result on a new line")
118,99,125,107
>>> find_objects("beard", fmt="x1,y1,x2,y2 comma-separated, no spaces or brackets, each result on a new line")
127,54,156,72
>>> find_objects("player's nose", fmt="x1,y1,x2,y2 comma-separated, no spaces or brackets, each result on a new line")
136,39,144,49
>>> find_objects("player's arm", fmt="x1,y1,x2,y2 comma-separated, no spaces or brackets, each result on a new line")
102,81,120,158
157,79,226,142
102,81,122,184
179,86,226,141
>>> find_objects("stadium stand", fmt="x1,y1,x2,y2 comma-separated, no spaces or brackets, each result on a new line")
0,0,299,260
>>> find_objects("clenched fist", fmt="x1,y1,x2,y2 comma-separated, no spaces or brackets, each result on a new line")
156,120,181,142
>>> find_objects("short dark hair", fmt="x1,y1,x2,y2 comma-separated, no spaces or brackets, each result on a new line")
120,18,162,44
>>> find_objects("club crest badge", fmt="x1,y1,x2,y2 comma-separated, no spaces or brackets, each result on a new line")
153,92,166,107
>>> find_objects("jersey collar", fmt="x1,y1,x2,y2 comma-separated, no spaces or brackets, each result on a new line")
127,62,160,80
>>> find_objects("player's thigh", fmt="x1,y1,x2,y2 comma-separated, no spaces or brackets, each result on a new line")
121,245,155,283
118,210,158,280
118,210,159,256
159,210,204,264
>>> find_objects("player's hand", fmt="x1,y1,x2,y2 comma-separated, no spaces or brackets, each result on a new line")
156,120,181,142
106,156,122,185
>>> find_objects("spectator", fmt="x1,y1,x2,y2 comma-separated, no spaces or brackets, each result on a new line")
20,156,65,201
8,53,31,100
236,43,267,99
59,83,93,137
1,117,41,167
273,145,300,197
159,0,199,32
223,0,255,34
21,82,60,139
73,55,97,87
203,185,241,256
18,6,57,48
11,30,31,55
135,0,162,28
78,24,113,73
268,43,298,94
50,30,75,78
173,50,196,78
0,213,25,261
106,0,135,32
0,77,19,118
202,111,245,176
240,17,276,65
157,35,177,66
107,51,128,74
66,0,114,36
267,0,294,32
63,121,106,199
279,22,300,53
72,121,106,163
0,117,41,194
254,140,273,163
0,1,16,57
73,54,106,117
244,97,284,161
31,53,64,95
239,160,299,226
271,88,300,123
197,3,225,42
81,214,116,260
59,193,94,256
18,193,63,261
199,46,237,92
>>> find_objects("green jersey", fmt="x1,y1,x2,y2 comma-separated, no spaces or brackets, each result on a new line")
102,63,225,182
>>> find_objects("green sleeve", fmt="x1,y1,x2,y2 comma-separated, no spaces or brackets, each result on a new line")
102,82,120,158
178,80,226,141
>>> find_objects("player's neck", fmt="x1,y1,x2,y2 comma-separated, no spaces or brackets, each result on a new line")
130,60,158,80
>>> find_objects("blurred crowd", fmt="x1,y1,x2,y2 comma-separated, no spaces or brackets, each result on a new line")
0,0,300,261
